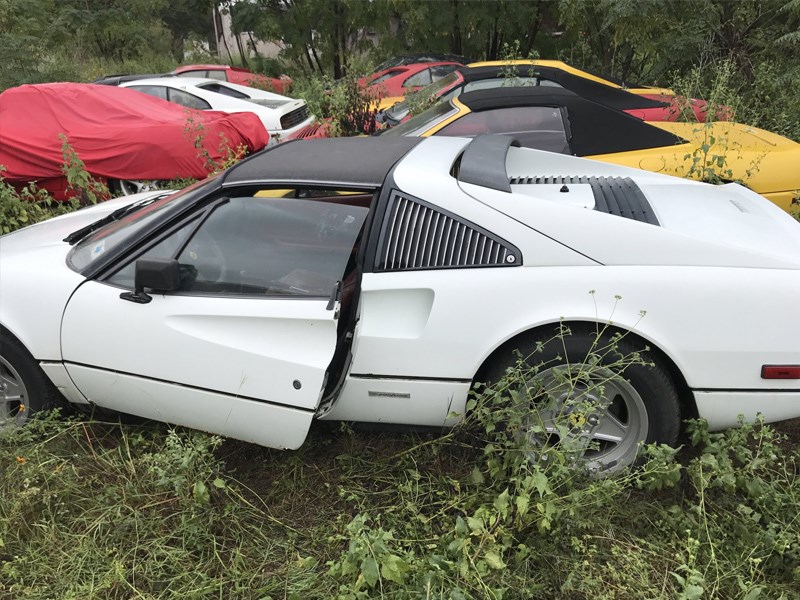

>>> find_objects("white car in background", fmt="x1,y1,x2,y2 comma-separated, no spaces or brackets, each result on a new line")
120,77,314,143
3,135,800,474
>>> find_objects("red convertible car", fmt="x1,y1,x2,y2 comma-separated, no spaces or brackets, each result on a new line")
0,83,270,199
359,61,463,99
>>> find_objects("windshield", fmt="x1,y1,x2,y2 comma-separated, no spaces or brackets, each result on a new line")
382,100,458,137
67,177,219,272
385,71,462,123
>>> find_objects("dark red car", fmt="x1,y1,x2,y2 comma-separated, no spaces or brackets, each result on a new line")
174,64,292,94
358,62,463,99
0,83,270,200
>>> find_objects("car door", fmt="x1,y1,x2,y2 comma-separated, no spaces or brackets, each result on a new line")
61,191,369,449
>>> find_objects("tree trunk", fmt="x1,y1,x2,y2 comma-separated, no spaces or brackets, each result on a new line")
303,45,315,72
520,5,542,58
332,1,343,79
247,32,259,59
450,0,462,54
171,34,184,63
310,43,324,74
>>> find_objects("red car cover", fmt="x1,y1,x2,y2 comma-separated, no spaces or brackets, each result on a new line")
0,83,269,185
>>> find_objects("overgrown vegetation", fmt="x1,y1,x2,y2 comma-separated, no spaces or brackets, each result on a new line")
2,2,800,596
0,401,797,598
0,135,106,234
0,324,797,598
3,1,798,141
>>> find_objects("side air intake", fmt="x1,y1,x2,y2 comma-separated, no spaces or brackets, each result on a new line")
376,193,521,271
509,176,660,226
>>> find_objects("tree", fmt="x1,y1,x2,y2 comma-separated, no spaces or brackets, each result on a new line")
160,0,217,62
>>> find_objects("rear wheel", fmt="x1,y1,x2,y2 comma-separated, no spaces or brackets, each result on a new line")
109,179,164,196
1,333,65,425
483,325,681,474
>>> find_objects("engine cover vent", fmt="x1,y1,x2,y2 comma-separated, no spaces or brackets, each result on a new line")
509,176,660,226
376,193,521,272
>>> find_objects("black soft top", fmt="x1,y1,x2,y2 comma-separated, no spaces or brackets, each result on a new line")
92,73,172,86
457,87,685,156
222,137,423,188
458,64,666,112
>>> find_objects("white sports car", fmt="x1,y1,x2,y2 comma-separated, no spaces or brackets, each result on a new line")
2,135,800,472
120,77,314,143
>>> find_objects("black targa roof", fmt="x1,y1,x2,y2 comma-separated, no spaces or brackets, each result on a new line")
222,137,423,188
456,87,686,156
458,65,667,112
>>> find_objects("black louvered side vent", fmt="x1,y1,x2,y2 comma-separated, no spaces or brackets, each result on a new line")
508,175,659,226
280,105,310,129
376,194,521,272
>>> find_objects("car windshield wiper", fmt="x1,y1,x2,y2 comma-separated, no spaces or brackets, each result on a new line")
63,197,158,245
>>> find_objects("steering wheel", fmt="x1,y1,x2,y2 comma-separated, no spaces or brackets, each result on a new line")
180,230,226,283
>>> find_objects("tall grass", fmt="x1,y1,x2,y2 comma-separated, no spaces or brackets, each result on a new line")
0,404,797,599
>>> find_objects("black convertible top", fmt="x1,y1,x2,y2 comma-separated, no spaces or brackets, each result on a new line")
458,64,667,112
92,73,173,85
222,136,422,188
456,87,686,156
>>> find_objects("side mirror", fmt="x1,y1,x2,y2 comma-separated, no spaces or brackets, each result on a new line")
120,258,180,304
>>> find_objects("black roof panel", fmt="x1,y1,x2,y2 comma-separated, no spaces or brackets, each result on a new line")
456,87,685,156
460,65,667,111
222,137,422,188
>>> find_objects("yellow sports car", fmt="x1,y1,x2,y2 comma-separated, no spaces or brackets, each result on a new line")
381,87,800,210
377,59,713,123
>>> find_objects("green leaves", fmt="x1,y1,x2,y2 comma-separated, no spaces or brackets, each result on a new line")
327,514,410,591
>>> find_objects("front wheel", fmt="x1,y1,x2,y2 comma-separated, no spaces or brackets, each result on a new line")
1,333,65,425
483,324,681,474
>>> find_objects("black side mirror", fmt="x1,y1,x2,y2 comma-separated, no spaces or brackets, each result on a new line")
120,258,180,304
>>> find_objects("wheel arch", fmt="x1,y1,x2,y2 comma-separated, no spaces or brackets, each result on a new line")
0,323,32,357
472,319,697,421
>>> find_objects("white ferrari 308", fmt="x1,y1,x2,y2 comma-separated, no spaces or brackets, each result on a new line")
2,135,799,472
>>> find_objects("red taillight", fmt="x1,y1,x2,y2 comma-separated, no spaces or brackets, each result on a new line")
761,365,800,379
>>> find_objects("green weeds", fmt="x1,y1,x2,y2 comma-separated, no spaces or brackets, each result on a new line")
0,397,797,598
0,135,101,234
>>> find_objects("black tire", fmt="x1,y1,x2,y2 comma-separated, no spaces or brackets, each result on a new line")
1,332,66,424
482,323,681,473
108,179,163,196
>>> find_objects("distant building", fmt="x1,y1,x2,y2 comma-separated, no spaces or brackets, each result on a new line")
213,5,283,61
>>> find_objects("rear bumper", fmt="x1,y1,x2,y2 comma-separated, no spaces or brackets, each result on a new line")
694,390,800,430
273,116,316,142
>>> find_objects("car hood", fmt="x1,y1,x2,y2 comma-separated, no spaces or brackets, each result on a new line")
472,148,800,269
0,192,166,359
0,192,163,257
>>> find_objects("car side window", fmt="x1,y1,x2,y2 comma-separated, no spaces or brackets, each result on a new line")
435,106,570,154
462,77,540,93
128,85,168,101
197,82,249,99
403,68,432,88
373,70,403,85
206,70,227,81
177,70,204,78
430,65,458,81
107,192,371,298
167,89,212,110
537,78,563,87
106,220,199,289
